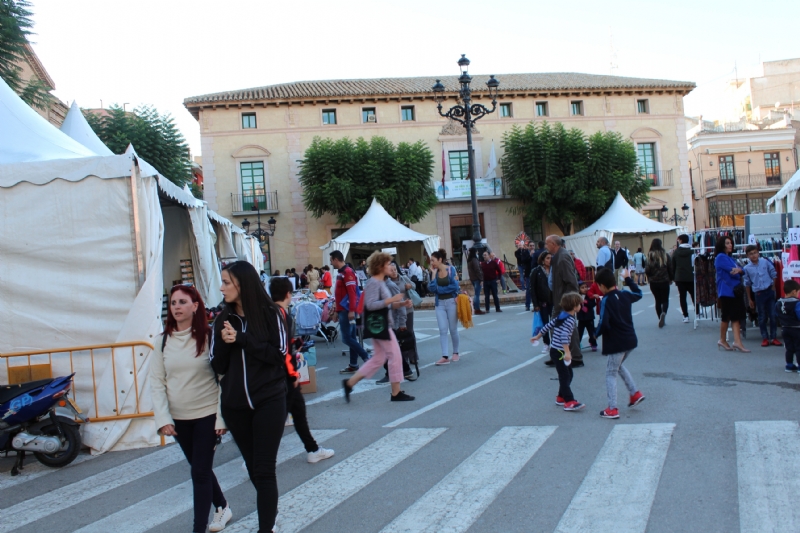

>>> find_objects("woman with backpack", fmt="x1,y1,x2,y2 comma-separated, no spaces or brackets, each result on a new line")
211,261,288,533
150,285,232,533
428,248,462,366
645,239,674,328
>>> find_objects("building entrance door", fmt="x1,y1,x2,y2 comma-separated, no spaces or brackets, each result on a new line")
449,213,485,269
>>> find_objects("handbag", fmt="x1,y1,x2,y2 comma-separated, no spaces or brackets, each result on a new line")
395,328,419,377
363,307,391,340
407,288,423,307
532,311,544,337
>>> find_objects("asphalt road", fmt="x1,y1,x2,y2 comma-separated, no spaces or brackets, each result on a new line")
2,284,799,533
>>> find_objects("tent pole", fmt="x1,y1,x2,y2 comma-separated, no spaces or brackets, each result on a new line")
128,163,145,291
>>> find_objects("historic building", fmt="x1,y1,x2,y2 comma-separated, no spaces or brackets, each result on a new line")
184,73,695,271
16,44,67,127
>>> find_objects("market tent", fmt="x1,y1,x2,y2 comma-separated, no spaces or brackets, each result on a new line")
319,198,440,264
563,192,680,265
60,101,114,156
767,169,800,212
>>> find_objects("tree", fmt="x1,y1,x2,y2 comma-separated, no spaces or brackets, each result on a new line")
85,105,193,188
0,0,53,110
501,121,648,235
298,136,438,225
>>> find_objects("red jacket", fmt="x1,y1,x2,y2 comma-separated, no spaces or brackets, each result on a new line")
334,265,359,313
574,257,586,281
321,270,332,288
493,258,505,274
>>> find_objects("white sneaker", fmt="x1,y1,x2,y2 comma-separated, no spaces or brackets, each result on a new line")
682,316,690,323
541,343,550,354
208,504,232,532
285,414,294,426
307,447,335,463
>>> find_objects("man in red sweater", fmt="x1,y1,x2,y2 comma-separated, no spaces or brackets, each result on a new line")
330,251,369,373
481,251,503,313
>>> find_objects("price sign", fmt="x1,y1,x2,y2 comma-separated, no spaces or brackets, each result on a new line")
789,228,800,245
786,260,800,279
748,234,756,245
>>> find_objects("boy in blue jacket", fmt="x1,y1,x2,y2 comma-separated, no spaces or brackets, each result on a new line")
595,268,646,419
774,279,800,372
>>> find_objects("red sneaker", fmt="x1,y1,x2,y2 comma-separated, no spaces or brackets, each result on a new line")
563,401,585,411
628,391,645,407
761,339,770,347
772,339,784,347
600,407,619,419
555,396,565,406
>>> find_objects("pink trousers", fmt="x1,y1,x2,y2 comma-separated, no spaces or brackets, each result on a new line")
356,329,404,383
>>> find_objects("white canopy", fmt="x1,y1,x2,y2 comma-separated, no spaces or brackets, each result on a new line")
563,192,680,265
319,198,440,263
767,169,800,212
60,101,114,156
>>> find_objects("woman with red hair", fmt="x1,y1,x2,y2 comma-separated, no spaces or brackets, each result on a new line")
150,284,232,533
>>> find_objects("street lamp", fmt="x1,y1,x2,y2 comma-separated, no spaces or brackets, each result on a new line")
661,204,690,225
241,194,277,250
433,55,500,257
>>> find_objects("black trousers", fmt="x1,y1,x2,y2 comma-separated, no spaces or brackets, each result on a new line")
783,328,800,365
222,394,286,533
287,381,318,453
484,279,500,312
173,414,227,533
578,319,597,347
650,282,671,318
675,281,695,317
550,347,575,402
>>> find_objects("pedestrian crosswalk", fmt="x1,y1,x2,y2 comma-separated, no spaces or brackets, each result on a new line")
0,421,797,532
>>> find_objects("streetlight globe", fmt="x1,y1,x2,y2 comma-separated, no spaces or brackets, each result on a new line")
432,79,445,104
660,205,669,214
486,75,500,102
457,54,470,75
242,218,250,232
681,203,690,213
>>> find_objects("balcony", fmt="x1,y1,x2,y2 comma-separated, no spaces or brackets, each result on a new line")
231,191,279,216
704,172,791,193
641,170,673,188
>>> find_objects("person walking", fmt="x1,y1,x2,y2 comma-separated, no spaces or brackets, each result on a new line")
524,242,537,310
269,277,335,464
375,269,415,382
614,241,630,285
151,285,232,533
645,239,673,328
481,250,502,313
633,248,647,285
531,240,546,266
715,235,750,352
530,251,553,354
306,264,320,292
330,251,371,375
211,261,288,533
671,235,695,323
577,281,598,352
394,265,420,380
467,248,485,315
515,241,532,301
775,279,800,372
546,235,583,367
429,248,462,365
594,268,646,419
595,237,615,271
742,244,782,347
342,251,415,402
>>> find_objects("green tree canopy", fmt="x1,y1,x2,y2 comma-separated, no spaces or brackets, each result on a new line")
85,105,193,188
0,0,53,110
298,136,438,225
501,121,649,235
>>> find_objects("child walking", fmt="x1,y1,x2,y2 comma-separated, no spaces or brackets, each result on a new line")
595,268,646,419
532,292,585,411
774,279,800,372
577,282,598,352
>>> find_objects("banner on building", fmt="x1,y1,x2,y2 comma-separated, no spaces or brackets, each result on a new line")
436,178,503,200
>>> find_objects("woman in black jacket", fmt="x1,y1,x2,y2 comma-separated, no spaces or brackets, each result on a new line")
645,239,674,328
211,261,287,533
530,252,553,353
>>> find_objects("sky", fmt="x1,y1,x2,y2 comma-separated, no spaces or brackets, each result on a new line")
28,0,800,155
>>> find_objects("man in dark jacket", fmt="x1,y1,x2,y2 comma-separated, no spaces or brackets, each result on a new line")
545,235,583,367
614,241,630,285
467,249,485,315
671,234,695,323
515,242,532,309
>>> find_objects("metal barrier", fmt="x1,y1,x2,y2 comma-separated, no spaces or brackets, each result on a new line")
0,341,155,424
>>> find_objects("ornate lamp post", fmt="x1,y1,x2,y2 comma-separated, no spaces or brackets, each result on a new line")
241,194,277,251
432,55,500,256
660,203,690,226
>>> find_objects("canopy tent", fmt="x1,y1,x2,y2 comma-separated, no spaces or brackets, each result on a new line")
0,77,252,453
319,198,440,264
60,101,114,156
767,169,800,212
563,192,681,265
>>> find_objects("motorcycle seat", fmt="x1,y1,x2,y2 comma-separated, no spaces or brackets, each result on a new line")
0,378,54,405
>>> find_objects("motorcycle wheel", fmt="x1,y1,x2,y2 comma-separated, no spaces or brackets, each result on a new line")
34,422,81,468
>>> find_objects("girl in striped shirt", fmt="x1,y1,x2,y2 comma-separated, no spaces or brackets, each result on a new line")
532,292,585,411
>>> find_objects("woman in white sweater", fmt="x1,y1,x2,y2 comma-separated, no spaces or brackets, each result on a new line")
150,285,232,533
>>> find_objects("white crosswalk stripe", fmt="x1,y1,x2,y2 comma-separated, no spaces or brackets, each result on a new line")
72,429,345,533
736,420,800,532
554,423,675,533
225,428,446,533
380,426,556,533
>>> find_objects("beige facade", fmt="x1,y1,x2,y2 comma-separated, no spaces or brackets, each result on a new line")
184,73,694,272
725,58,800,123
688,120,800,229
16,44,67,127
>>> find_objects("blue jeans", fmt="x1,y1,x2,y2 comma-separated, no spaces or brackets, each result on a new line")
755,289,777,340
435,297,460,357
339,310,369,367
484,279,500,312
471,281,482,311
523,276,532,310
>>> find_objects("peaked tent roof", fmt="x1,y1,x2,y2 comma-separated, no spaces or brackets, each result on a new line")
61,101,114,156
569,192,680,237
0,76,95,164
766,168,800,206
331,198,432,243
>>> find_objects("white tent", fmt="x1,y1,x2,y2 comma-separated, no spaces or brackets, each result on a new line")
767,169,800,212
60,101,114,156
563,192,680,265
319,198,440,264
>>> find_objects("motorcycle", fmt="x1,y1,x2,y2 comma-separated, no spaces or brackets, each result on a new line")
0,373,86,476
